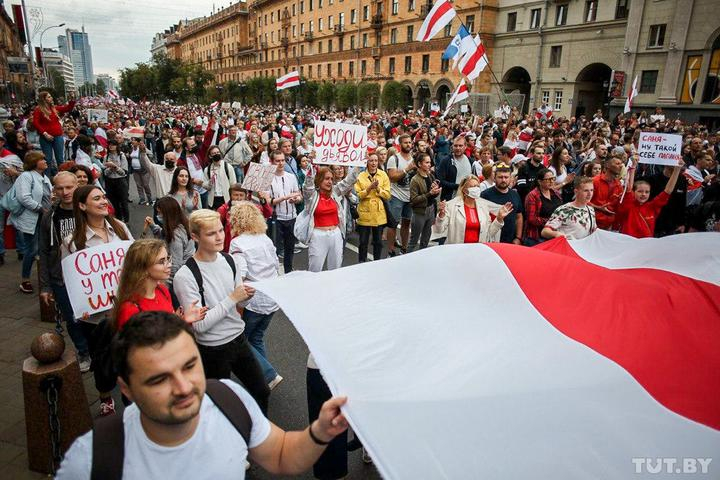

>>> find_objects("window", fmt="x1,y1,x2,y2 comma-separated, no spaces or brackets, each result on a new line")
363,33,368,47
363,5,369,20
318,41,322,53
407,25,414,42
310,20,314,31
318,64,322,78
300,23,305,34
328,39,333,52
327,64,331,76
584,0,597,22
615,0,629,19
292,25,297,37
319,0,323,7
555,4,568,26
466,15,475,33
549,46,562,67
530,8,542,29
554,90,563,111
301,44,304,55
329,15,334,28
405,55,412,74
507,12,517,32
349,61,354,76
339,13,345,25
375,59,380,74
350,35,355,49
271,12,274,23
390,28,398,44
441,58,449,72
444,24,452,36
300,1,305,13
408,0,415,11
292,4,296,15
392,0,399,14
351,9,357,23
639,70,658,94
361,60,367,75
422,54,430,73
339,37,344,50
309,0,314,10
648,24,666,48
319,18,323,31
389,57,395,74
542,90,550,105
679,55,701,103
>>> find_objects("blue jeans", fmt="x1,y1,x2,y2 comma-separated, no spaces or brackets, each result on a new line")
232,165,244,184
51,283,89,357
20,224,38,279
243,309,278,383
40,135,64,176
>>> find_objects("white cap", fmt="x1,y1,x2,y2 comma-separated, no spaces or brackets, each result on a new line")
511,154,527,165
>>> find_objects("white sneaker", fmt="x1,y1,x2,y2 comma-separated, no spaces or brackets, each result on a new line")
268,374,283,390
78,355,91,373
245,460,250,471
297,242,308,249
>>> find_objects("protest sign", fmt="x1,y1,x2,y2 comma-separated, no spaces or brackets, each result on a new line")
221,102,231,109
87,109,108,123
638,133,682,166
231,101,242,109
313,120,367,167
241,162,276,192
61,241,132,319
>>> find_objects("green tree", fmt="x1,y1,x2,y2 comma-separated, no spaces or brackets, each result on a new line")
152,53,185,100
358,82,380,110
318,81,336,109
381,81,407,111
188,65,214,102
302,80,319,107
96,79,106,96
335,82,358,111
48,69,66,98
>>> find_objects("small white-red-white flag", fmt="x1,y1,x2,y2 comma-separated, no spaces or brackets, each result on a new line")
624,75,638,114
108,89,119,99
442,79,469,117
209,101,220,109
276,71,300,91
416,0,456,42
458,36,488,82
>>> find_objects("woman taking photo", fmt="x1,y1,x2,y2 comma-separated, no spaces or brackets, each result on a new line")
61,184,133,416
168,166,200,216
32,91,75,175
11,151,52,293
354,152,391,262
103,140,129,222
228,201,283,389
408,153,441,252
143,197,195,283
434,175,512,244
523,168,563,246
302,165,360,272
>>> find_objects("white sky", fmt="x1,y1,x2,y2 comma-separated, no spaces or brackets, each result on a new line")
7,0,239,79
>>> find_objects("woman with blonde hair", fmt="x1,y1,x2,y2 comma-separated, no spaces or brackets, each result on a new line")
228,201,283,389
32,91,75,175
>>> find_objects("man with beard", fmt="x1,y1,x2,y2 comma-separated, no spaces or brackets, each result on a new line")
515,145,546,204
481,163,524,244
386,134,417,256
589,155,624,230
55,311,349,479
436,135,472,201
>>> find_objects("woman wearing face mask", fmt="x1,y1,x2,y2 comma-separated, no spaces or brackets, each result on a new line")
408,153,441,252
143,197,195,283
203,145,237,210
103,140,129,222
434,175,513,244
169,166,200,216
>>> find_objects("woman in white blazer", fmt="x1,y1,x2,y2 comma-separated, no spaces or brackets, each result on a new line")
433,175,513,244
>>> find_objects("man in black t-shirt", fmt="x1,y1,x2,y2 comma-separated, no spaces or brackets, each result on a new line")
481,164,524,244
689,201,720,232
646,166,688,236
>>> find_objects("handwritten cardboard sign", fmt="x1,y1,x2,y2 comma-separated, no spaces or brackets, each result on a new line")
313,120,367,167
61,241,132,319
638,133,682,166
241,162,276,192
87,109,108,123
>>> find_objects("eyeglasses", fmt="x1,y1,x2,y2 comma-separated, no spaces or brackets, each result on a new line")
542,177,556,181
155,256,172,266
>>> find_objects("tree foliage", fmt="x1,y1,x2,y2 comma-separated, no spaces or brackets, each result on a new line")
358,82,380,110
95,79,106,96
119,53,215,102
318,82,336,109
335,83,358,111
381,81,408,111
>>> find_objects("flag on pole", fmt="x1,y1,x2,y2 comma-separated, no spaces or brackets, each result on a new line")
107,89,119,99
624,75,638,114
416,0,456,42
458,35,488,82
442,79,469,117
442,25,474,69
209,101,220,109
276,71,300,91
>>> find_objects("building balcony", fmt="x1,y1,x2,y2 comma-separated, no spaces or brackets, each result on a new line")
420,3,432,16
280,36,289,47
304,32,314,41
333,24,345,36
371,14,383,29
371,47,381,58
259,40,268,49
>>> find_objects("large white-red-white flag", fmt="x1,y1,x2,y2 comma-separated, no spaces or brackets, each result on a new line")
276,71,300,91
458,35,488,82
625,75,639,113
442,79,469,117
256,231,720,479
415,0,456,42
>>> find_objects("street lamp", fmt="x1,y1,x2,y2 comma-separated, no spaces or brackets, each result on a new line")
39,23,65,89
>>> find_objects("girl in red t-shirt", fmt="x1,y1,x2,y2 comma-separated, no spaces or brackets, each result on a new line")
114,239,206,330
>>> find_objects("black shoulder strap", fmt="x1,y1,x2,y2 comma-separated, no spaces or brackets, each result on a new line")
91,412,125,480
224,161,230,182
205,379,253,446
220,251,237,278
185,257,206,307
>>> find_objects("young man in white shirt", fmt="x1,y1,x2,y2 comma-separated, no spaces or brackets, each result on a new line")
55,311,349,479
173,209,270,412
129,136,154,205
267,150,301,272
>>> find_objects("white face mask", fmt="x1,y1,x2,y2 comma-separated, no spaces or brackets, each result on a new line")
466,186,482,199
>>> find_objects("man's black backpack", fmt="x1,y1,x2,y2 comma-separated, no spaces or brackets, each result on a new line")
184,252,237,307
90,379,252,480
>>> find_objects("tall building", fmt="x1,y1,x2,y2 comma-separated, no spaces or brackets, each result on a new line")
0,6,32,102
42,49,77,95
58,26,95,87
96,73,118,91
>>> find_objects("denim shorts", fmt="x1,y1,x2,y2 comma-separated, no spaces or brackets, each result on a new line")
388,196,412,222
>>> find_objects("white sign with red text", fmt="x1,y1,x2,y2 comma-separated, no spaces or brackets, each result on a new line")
638,133,682,166
62,241,132,319
313,120,368,167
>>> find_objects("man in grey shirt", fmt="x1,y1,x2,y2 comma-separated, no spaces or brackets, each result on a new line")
386,134,417,256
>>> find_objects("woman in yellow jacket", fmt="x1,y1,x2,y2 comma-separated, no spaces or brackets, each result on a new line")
354,152,391,262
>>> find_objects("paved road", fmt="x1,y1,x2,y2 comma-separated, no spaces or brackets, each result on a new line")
0,179,384,479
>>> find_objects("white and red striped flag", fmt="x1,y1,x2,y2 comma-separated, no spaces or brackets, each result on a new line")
458,35,488,82
255,230,720,479
209,101,220,109
415,0,456,42
276,71,300,91
624,75,638,114
442,79,469,117
517,125,534,152
107,89,119,99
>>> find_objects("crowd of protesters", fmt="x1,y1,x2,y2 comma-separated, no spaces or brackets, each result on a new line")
0,91,718,479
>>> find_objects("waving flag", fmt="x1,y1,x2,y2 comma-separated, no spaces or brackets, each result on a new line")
276,71,300,91
458,35,488,82
209,101,220,109
416,0,456,42
107,89,119,99
624,75,638,113
442,79,469,117
442,25,474,69
255,230,720,479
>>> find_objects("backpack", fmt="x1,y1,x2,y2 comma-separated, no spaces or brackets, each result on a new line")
90,379,252,480
185,252,236,307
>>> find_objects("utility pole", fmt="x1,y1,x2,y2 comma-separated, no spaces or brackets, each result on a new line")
21,0,37,97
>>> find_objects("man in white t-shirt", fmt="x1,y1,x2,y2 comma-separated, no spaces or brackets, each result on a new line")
55,311,349,480
542,176,597,240
386,133,417,256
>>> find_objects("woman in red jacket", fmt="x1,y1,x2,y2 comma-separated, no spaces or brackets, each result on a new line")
33,91,75,176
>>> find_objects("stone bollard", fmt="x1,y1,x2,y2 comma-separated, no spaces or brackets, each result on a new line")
22,332,93,474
